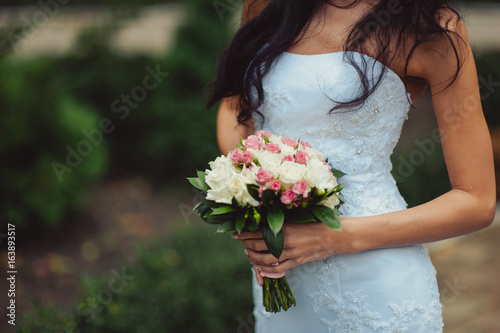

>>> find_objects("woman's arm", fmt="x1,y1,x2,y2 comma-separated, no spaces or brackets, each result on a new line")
216,1,267,154
237,16,496,278
217,97,254,155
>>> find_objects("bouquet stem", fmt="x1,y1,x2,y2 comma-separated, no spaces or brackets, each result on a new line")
263,276,296,312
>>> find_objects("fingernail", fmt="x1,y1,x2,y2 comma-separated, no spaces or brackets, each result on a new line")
256,266,262,271
232,232,239,239
244,248,248,255
260,271,267,277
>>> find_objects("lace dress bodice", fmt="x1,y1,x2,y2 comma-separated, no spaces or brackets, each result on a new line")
253,51,410,218
251,51,443,333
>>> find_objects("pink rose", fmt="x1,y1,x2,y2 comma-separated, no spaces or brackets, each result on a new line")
243,135,263,150
241,151,254,165
269,180,282,192
281,155,295,163
258,186,267,196
282,137,298,149
280,189,297,205
264,143,280,154
230,149,242,164
256,130,272,138
256,167,273,185
295,151,309,165
292,180,309,196
300,140,312,148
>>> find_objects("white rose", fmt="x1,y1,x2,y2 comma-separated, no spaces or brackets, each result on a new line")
268,135,282,144
247,148,261,161
306,159,337,190
258,151,283,175
278,161,306,185
206,187,233,205
279,144,296,157
305,147,325,161
205,156,237,204
227,173,259,207
205,156,235,190
322,194,340,210
241,164,258,186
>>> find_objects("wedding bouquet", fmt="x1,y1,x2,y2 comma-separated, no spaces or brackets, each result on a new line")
189,130,345,312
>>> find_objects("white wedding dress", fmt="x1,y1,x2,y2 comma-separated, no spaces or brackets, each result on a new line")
251,51,443,332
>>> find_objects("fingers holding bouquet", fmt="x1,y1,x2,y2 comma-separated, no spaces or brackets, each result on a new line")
237,221,345,278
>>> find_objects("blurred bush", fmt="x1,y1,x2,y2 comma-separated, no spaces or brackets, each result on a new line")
17,222,254,333
1,0,232,230
0,57,108,229
57,0,229,180
392,141,450,208
1,0,497,6
1,0,174,6
475,50,500,198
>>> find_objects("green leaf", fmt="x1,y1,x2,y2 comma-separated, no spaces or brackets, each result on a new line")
236,214,246,234
338,194,345,204
197,170,209,191
267,206,284,236
263,225,284,259
192,200,206,212
201,210,230,224
310,205,342,231
331,168,347,178
247,184,260,201
203,208,232,221
261,189,276,206
187,177,205,191
308,190,328,205
205,200,222,208
211,206,238,216
193,200,206,212
193,200,211,217
216,221,236,233
288,209,316,223
247,223,258,231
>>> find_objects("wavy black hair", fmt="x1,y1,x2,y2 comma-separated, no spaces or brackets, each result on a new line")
207,0,464,125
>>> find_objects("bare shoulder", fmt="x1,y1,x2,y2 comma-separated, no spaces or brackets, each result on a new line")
407,6,470,87
241,0,269,25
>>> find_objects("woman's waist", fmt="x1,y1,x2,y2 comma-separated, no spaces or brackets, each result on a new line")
337,173,407,216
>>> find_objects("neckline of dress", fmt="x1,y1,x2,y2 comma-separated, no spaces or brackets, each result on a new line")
282,50,409,98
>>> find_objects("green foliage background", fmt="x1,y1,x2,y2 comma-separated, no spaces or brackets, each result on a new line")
0,57,108,229
17,223,255,333
1,0,498,6
2,0,499,230
1,0,235,230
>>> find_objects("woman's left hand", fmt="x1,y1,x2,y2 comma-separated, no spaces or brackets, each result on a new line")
234,220,350,279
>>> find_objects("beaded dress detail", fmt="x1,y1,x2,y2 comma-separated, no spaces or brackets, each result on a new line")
252,51,443,333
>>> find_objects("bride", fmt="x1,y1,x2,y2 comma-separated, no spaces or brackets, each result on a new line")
208,0,495,331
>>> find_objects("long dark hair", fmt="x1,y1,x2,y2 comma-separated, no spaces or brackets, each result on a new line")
207,0,464,125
